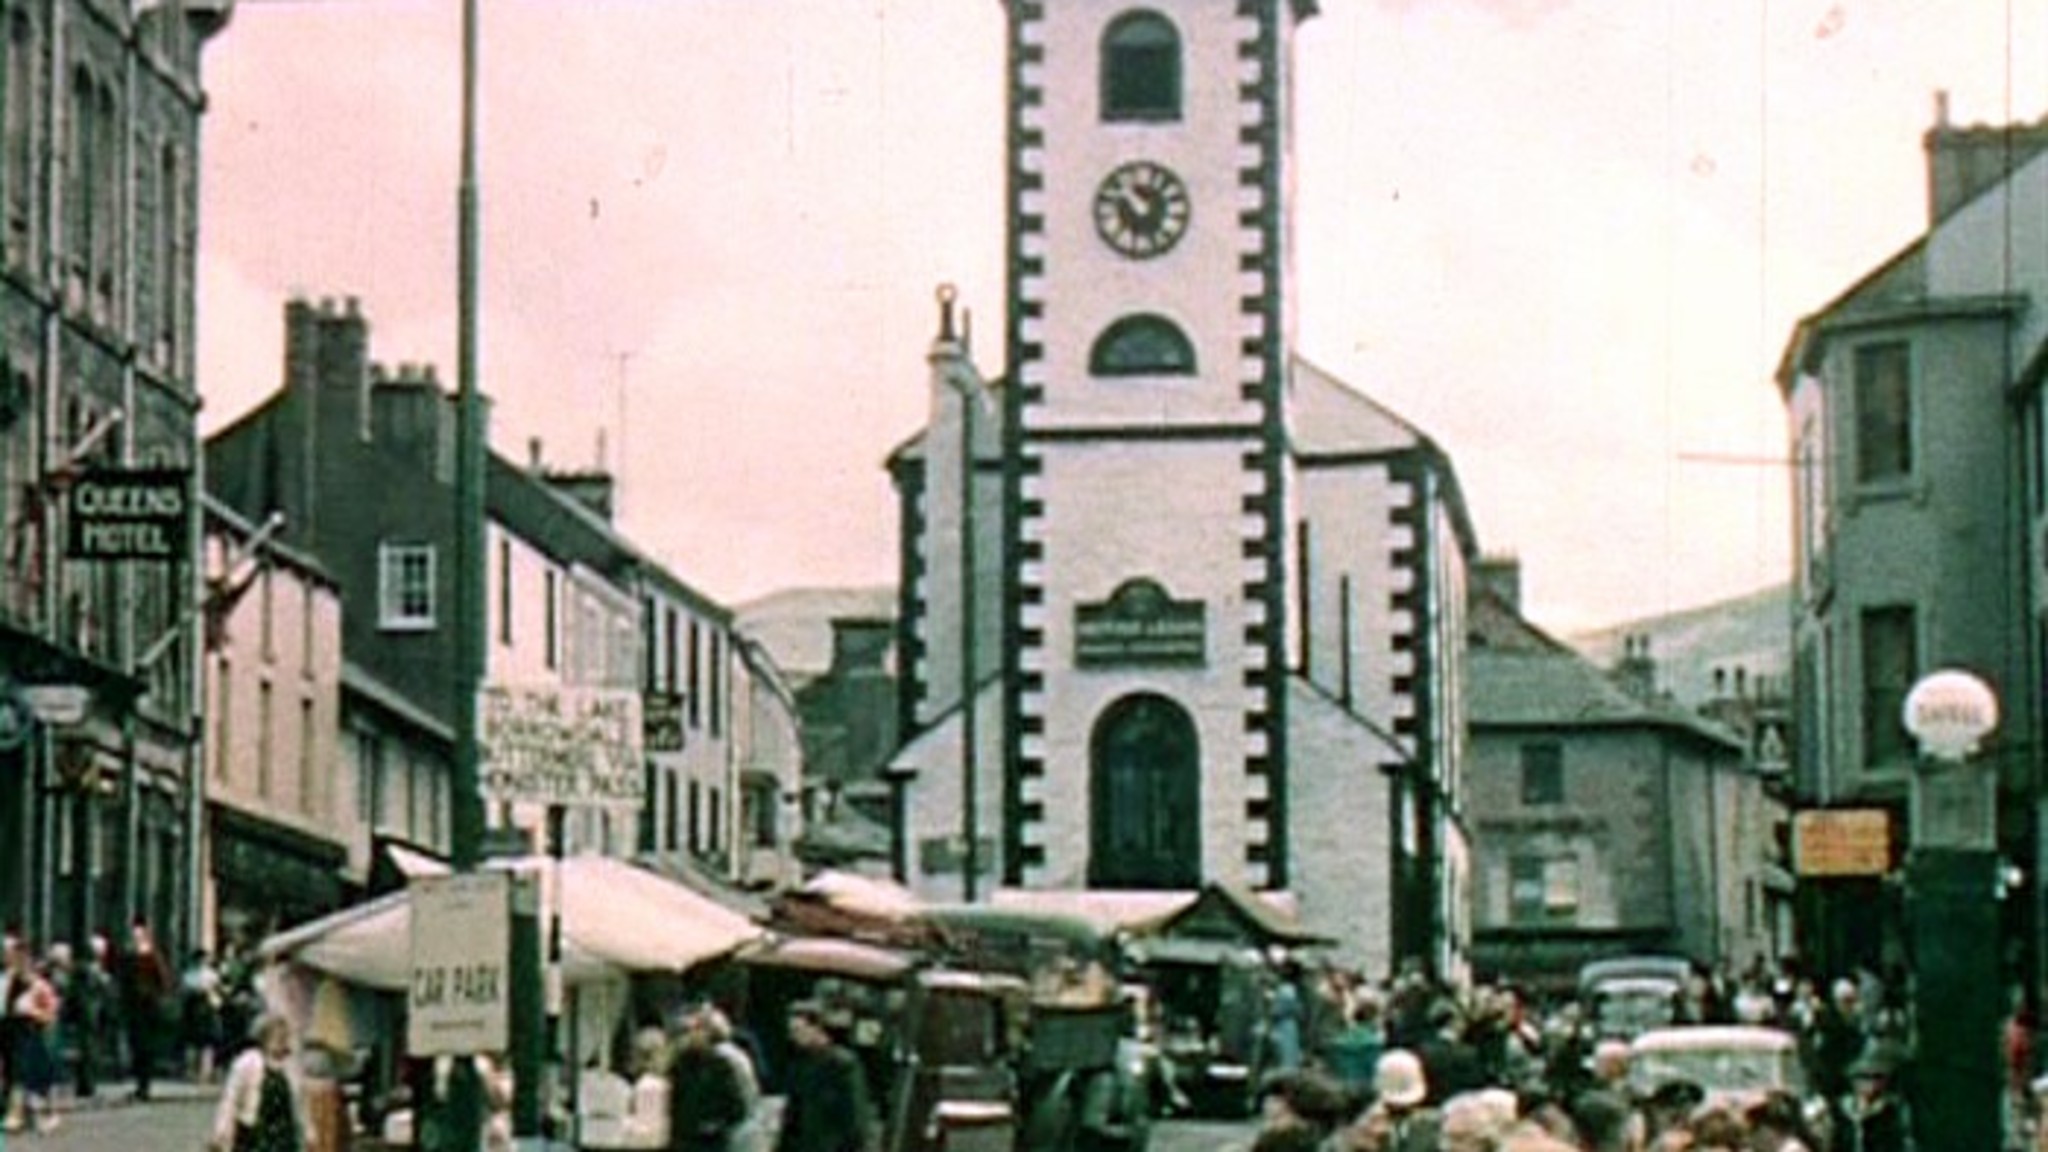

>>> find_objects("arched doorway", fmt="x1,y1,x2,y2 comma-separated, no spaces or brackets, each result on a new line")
1089,693,1200,888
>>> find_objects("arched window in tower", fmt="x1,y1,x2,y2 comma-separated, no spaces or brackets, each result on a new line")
1101,10,1181,122
1089,313,1196,377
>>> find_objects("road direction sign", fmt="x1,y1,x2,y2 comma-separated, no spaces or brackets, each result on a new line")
479,684,644,809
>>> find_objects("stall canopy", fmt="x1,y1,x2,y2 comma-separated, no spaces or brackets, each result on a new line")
260,854,764,992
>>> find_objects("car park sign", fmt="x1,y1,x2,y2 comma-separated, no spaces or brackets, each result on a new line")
408,872,510,1056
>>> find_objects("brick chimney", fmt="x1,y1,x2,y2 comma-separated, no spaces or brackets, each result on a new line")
544,472,617,522
284,295,370,440
371,362,457,484
1613,633,1659,703
280,296,371,544
1924,90,2048,224
829,617,894,675
1472,553,1522,614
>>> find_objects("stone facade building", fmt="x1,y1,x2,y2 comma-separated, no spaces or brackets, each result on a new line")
885,1,1476,977
1467,573,1784,989
0,0,231,958
1778,98,2048,979
206,299,804,904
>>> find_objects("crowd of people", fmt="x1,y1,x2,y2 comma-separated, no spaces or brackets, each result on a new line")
1240,957,1929,1152
0,919,267,1138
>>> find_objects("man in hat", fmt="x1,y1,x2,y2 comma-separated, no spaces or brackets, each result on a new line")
1838,1046,1910,1152
1336,1049,1441,1152
667,1004,754,1152
773,1002,873,1152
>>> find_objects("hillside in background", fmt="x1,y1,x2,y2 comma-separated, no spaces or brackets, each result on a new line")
1565,582,1790,708
736,585,896,684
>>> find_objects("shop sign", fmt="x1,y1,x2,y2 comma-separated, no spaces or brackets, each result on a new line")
65,468,191,560
1074,578,1206,669
408,872,509,1057
1793,808,1893,878
479,684,644,809
643,692,685,754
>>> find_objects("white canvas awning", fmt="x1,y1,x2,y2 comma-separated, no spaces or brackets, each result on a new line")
260,854,764,992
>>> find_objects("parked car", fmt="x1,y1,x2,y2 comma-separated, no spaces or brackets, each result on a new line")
1628,1025,1831,1142
1578,955,1692,1040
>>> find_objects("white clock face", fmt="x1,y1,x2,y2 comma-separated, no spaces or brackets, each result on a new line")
1092,160,1191,259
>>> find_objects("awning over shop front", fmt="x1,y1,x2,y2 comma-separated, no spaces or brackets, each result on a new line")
259,854,765,992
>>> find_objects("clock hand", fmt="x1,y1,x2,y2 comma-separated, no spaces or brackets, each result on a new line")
1119,185,1156,222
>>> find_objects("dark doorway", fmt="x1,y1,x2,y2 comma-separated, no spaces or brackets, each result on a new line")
1089,693,1200,888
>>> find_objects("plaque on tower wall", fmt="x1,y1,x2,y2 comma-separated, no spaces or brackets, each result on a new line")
1074,578,1207,669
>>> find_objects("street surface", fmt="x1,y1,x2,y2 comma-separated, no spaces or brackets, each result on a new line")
14,1088,1258,1152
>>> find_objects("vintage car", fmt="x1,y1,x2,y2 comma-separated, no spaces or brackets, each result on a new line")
904,906,1151,1152
1628,1025,1831,1141
1578,955,1693,1040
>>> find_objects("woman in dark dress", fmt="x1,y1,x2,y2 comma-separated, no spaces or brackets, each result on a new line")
209,1013,311,1152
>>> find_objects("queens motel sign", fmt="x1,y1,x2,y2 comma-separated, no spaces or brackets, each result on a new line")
64,468,192,561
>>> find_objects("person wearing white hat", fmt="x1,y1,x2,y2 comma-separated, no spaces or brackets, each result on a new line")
1334,1049,1441,1152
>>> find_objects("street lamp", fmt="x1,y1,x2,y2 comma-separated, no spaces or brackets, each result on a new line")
1901,668,2001,1152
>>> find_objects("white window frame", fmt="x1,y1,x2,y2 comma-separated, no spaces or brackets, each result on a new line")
379,542,437,631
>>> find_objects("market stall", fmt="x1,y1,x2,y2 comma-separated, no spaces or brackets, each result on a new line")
259,853,766,1146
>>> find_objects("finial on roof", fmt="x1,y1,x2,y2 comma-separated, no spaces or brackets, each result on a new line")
936,283,959,343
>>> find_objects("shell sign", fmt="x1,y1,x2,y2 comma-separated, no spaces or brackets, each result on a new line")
1902,669,1998,762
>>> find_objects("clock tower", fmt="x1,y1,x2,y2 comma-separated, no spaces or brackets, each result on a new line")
895,0,1473,977
997,0,1315,892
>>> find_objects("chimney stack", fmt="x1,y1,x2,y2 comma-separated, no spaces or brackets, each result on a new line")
1473,553,1522,614
1924,94,2048,224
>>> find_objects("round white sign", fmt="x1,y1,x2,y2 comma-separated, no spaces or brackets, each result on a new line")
1902,668,1999,761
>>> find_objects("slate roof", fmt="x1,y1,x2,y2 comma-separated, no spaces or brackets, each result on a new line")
1469,590,1741,751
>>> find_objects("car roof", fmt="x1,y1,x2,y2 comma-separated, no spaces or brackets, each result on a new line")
1629,1026,1797,1054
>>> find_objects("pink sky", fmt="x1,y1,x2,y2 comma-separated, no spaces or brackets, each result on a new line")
196,0,2048,633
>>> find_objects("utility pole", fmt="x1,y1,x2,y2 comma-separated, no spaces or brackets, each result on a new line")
444,0,489,1145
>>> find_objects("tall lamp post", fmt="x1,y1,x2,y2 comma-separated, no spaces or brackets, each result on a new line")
1902,668,2002,1152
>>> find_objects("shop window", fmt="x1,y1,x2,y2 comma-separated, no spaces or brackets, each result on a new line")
1508,855,1579,926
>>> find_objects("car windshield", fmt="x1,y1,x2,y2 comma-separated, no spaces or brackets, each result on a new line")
1595,989,1676,1036
1632,1047,1796,1096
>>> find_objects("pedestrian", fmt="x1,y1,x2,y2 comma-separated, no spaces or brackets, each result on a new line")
182,948,225,1084
1251,1069,1350,1152
1336,1049,1441,1152
48,938,99,1098
1836,1046,1910,1152
210,1013,311,1152
773,1001,874,1152
118,919,174,1102
1266,959,1307,1075
666,1004,758,1152
7,943,63,1135
1,929,23,1130
1745,1089,1821,1152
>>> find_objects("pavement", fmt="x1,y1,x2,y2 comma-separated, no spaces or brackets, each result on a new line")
0,1080,1257,1152
3,1078,217,1151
